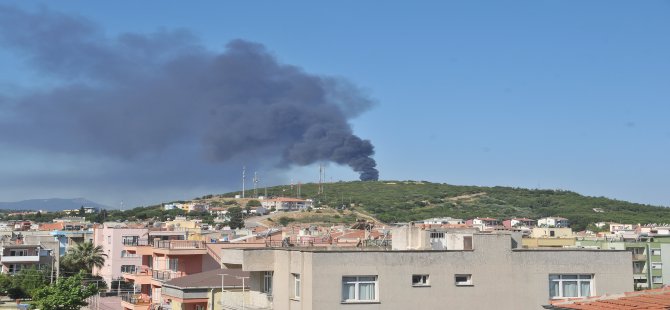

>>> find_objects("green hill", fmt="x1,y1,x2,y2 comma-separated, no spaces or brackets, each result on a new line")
222,180,670,231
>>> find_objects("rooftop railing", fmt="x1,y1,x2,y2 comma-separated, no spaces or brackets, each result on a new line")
153,240,205,249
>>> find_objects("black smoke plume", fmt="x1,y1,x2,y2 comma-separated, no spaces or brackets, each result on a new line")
0,5,378,181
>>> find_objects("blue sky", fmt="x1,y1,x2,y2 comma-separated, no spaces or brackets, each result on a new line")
1,1,669,207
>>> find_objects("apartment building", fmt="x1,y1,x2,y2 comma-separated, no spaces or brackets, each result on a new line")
221,233,632,310
0,244,52,274
538,217,570,228
120,230,219,310
261,197,313,211
576,235,670,289
92,223,148,288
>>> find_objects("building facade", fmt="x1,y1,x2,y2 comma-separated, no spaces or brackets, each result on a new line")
222,233,633,310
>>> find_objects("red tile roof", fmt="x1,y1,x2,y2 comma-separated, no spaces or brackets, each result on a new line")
547,287,670,310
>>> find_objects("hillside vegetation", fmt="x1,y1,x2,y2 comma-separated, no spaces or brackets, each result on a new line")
222,181,670,231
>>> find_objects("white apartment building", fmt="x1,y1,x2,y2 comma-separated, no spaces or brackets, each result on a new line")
538,217,570,228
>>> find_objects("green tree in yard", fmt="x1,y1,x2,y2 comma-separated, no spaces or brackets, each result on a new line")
227,207,244,229
78,206,85,216
62,242,107,273
278,216,294,227
247,199,261,207
31,272,98,310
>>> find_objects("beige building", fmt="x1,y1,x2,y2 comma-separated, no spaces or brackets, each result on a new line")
221,233,633,310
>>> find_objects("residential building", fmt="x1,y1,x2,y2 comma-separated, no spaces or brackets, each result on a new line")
261,198,313,211
466,217,501,231
92,223,148,288
120,230,220,310
420,217,465,225
503,218,536,229
156,268,250,310
221,233,632,310
0,244,53,274
538,217,570,228
576,235,670,289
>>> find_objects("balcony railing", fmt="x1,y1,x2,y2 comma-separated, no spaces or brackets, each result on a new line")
152,270,185,282
633,254,647,261
121,293,151,305
123,239,150,246
153,240,205,249
122,266,151,275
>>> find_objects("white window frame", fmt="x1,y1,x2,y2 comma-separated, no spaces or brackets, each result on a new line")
651,262,663,270
412,274,430,287
549,274,594,299
651,249,662,256
292,273,301,299
341,275,378,303
652,276,663,284
455,274,473,286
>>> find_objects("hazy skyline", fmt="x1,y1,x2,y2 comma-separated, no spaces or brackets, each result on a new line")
1,1,669,207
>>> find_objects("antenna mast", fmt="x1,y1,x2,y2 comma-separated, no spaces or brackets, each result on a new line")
242,166,246,198
253,171,259,198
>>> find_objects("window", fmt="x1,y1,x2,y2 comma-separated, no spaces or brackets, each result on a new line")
9,249,28,256
412,274,429,286
429,232,444,239
120,250,138,258
121,265,136,273
652,262,663,270
8,264,22,274
262,271,273,295
342,276,378,302
455,274,472,286
652,249,661,256
195,306,204,310
292,274,301,299
122,236,139,246
550,230,556,237
549,275,593,298
107,235,111,245
652,276,663,284
168,258,179,272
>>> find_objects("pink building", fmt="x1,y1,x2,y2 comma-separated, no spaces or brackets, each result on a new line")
92,223,148,288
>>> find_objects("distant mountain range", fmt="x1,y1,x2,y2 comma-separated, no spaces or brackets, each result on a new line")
0,198,110,212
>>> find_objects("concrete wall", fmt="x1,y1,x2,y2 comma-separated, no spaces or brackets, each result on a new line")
226,233,633,310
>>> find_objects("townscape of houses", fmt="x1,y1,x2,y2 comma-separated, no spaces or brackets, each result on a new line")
1,197,669,309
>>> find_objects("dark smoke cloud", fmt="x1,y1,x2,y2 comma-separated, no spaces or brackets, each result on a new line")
0,5,378,181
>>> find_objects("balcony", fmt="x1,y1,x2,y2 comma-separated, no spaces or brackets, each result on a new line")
122,266,152,285
0,255,40,263
123,239,150,246
633,254,647,261
120,293,151,310
152,270,185,283
152,240,207,255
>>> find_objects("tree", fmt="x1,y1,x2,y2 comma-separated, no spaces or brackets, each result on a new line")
78,206,86,216
227,207,244,229
247,199,261,207
62,242,107,273
278,216,294,227
31,272,98,310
